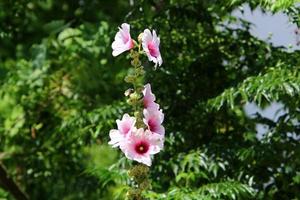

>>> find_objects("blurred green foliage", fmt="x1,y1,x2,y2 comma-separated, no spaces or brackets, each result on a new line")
0,0,299,199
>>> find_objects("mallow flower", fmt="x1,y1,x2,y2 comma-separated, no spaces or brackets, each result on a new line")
120,128,163,166
143,83,159,110
142,29,163,68
108,113,136,147
112,23,134,57
143,108,165,136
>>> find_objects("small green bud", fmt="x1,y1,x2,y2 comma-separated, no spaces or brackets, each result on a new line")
125,75,136,83
126,98,134,105
131,59,141,67
128,164,149,184
138,33,143,43
125,88,134,96
136,86,144,93
134,111,139,117
130,51,139,59
126,188,143,200
135,66,145,75
130,92,140,102
139,180,150,190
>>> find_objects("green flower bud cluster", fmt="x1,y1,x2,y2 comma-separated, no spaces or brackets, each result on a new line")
124,51,145,85
124,47,146,129
126,92,141,105
126,164,150,200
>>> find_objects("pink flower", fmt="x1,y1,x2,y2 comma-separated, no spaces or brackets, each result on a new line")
143,108,165,136
112,23,134,57
108,113,136,147
142,29,163,68
143,83,159,110
120,128,163,166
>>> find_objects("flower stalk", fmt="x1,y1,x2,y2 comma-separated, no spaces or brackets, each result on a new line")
126,48,149,199
109,23,165,200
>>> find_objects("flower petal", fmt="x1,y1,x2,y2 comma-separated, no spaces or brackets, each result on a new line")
108,129,124,148
111,23,134,56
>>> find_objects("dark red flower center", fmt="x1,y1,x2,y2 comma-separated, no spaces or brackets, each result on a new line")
135,141,149,155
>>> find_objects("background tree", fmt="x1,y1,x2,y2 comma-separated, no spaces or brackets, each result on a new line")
0,0,299,199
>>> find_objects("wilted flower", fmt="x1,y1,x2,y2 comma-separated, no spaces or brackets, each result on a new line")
108,113,136,147
143,83,159,110
142,29,163,68
120,128,163,166
143,108,165,136
112,23,134,57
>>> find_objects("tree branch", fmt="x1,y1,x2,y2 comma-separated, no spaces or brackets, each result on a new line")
0,163,28,200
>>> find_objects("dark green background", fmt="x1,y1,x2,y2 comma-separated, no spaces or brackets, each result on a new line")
0,0,299,199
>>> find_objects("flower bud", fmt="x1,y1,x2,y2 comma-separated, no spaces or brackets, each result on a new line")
138,32,144,43
126,98,134,105
129,92,140,102
124,88,134,96
131,59,141,67
134,111,140,118
130,50,139,59
124,75,135,83
136,66,145,75
126,189,141,199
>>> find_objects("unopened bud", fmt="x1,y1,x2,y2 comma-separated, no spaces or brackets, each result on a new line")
130,92,140,101
126,98,134,105
138,32,144,43
131,59,141,67
124,75,135,83
136,66,145,75
124,88,134,96
134,111,140,118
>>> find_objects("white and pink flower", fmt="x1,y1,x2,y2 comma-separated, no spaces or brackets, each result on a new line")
143,108,165,136
120,128,163,166
112,23,134,57
143,83,159,110
142,29,163,68
108,113,136,147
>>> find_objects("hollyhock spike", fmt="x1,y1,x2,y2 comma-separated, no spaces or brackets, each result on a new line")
120,129,163,166
142,29,163,67
112,23,134,57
